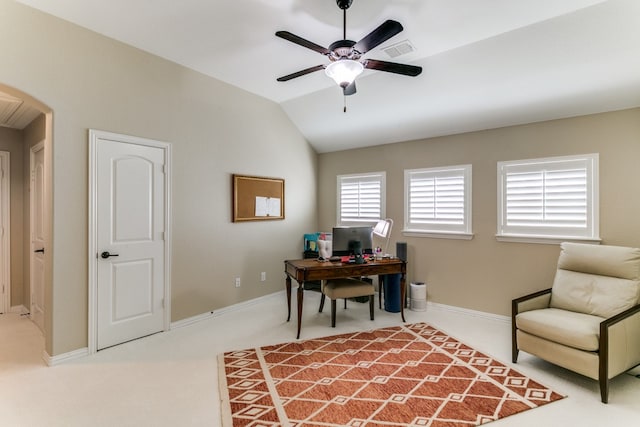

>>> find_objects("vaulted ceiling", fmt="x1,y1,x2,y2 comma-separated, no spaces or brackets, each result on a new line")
11,0,640,152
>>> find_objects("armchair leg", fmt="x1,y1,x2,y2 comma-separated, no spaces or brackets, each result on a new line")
511,302,519,363
319,294,326,313
599,321,609,403
599,377,609,404
511,325,519,363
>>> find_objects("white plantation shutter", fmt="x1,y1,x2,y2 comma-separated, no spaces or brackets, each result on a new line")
498,154,599,240
338,173,385,224
405,165,472,234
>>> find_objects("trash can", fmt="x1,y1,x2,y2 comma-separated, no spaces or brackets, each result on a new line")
382,273,401,313
410,282,427,311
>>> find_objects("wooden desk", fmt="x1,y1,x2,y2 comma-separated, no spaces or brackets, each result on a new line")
284,258,407,338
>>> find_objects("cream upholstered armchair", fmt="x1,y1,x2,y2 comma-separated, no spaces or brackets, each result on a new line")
512,242,640,403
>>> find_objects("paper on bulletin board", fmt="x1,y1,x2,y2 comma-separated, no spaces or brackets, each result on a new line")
255,196,281,217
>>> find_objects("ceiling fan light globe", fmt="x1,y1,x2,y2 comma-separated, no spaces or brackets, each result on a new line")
325,60,363,88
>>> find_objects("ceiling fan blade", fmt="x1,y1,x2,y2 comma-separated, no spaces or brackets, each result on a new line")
353,20,403,54
364,59,422,76
275,31,331,55
276,65,325,82
343,81,357,96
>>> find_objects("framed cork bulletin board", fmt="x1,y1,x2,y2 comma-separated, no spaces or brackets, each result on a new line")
232,174,285,222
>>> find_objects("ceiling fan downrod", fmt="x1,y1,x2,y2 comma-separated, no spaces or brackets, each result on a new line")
337,0,353,40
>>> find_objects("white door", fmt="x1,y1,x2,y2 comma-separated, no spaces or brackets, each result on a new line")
30,142,45,332
0,151,10,314
93,132,169,350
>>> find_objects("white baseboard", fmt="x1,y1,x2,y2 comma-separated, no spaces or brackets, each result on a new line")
426,301,510,324
39,292,284,365
170,311,215,329
43,347,89,366
170,291,510,332
38,292,507,365
170,291,284,330
10,305,29,314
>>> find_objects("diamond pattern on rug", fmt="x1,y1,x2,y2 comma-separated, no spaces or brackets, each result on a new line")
218,323,564,426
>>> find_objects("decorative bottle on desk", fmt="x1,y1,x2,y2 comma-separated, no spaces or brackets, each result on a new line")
375,246,382,260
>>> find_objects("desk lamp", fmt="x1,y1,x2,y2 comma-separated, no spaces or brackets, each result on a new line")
373,218,393,257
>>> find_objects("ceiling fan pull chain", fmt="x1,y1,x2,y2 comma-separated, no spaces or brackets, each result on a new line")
344,96,347,113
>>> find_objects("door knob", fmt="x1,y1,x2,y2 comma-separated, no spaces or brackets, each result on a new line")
34,248,45,253
100,251,119,259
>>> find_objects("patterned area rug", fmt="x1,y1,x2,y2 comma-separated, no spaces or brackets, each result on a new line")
218,323,564,426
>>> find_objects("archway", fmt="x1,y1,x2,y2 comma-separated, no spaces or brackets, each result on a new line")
0,83,53,358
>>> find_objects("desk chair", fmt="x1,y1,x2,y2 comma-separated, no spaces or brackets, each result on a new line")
319,278,375,327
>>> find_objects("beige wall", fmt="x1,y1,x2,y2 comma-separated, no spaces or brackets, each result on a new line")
4,0,639,356
0,1,317,356
318,108,640,316
0,126,24,306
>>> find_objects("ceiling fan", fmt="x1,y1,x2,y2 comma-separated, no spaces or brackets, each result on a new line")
275,0,422,96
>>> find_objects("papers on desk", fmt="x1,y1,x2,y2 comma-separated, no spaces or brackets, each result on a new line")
255,196,281,217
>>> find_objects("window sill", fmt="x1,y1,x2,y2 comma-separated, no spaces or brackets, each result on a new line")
402,230,474,240
495,234,602,245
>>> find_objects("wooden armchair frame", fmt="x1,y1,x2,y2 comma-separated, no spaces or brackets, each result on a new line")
512,289,640,403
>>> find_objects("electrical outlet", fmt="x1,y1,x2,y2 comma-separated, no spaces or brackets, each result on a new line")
235,277,241,287
260,272,266,282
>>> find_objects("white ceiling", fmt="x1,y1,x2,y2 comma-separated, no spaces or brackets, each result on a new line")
13,0,640,153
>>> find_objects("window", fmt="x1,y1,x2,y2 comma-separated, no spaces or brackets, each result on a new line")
404,165,472,238
497,153,599,243
337,172,385,225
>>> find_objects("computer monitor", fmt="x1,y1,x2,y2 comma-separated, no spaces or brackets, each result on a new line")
331,226,373,256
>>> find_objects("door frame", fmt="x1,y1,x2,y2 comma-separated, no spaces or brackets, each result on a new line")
88,130,172,354
0,151,10,314
29,141,46,331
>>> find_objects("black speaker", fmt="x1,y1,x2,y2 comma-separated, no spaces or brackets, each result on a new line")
396,242,407,262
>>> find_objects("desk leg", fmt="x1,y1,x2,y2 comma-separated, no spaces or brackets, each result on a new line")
296,281,304,339
400,272,406,323
286,275,292,322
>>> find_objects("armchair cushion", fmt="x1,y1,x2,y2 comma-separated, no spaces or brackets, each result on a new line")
516,308,604,351
550,270,640,319
550,243,640,318
557,242,640,279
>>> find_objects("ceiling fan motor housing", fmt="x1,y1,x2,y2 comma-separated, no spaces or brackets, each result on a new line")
328,40,361,61
336,0,353,10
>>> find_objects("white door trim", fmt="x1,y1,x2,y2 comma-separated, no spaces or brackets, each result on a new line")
29,141,46,331
0,151,10,314
88,130,172,354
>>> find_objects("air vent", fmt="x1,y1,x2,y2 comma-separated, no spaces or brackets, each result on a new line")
382,39,415,58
